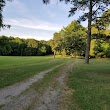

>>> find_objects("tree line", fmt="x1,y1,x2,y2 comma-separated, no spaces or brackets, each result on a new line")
49,20,110,58
1,0,110,63
0,20,110,57
0,36,52,56
43,0,110,64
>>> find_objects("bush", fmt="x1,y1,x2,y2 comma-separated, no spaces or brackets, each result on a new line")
105,47,110,58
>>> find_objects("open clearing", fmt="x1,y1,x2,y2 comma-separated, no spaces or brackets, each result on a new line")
0,57,110,110
0,56,71,88
68,59,110,110
0,56,76,110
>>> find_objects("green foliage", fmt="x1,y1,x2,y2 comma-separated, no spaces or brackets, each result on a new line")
95,9,110,30
38,46,47,55
93,40,105,58
63,36,86,57
61,49,66,56
43,0,110,64
90,39,96,57
0,36,52,56
50,32,62,53
0,36,12,55
38,40,52,56
90,39,110,58
50,21,87,57
27,39,39,48
105,45,110,58
90,22,110,58
0,0,12,29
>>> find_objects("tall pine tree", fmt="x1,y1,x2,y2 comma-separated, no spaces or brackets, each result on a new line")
43,0,110,64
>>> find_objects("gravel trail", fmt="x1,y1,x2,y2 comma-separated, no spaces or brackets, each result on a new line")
29,61,76,110
0,60,78,110
0,64,63,108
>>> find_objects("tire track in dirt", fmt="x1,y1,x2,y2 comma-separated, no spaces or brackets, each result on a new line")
0,64,63,109
0,60,79,110
29,61,78,110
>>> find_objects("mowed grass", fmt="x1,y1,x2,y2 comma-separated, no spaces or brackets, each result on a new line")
0,56,73,89
68,59,110,110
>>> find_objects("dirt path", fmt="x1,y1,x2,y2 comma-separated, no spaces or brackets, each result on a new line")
0,60,78,110
0,64,63,108
26,61,76,110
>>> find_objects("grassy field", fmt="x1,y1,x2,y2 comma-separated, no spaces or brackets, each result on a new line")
1,56,110,110
0,56,73,89
68,59,110,110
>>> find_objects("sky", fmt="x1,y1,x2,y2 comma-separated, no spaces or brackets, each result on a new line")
0,0,87,41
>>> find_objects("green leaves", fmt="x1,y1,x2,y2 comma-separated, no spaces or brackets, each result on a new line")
50,21,87,57
0,0,12,30
95,9,110,30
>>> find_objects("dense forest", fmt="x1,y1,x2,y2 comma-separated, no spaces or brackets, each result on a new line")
0,21,110,57
0,36,52,56
49,21,110,58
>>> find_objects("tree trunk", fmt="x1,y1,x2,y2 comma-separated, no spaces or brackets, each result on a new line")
85,0,92,64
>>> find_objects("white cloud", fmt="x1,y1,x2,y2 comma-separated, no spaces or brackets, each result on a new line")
1,0,76,40
4,18,62,31
1,17,61,40
0,28,53,41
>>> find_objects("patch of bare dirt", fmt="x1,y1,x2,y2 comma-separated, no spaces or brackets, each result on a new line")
0,60,79,110
29,61,77,110
0,64,63,110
